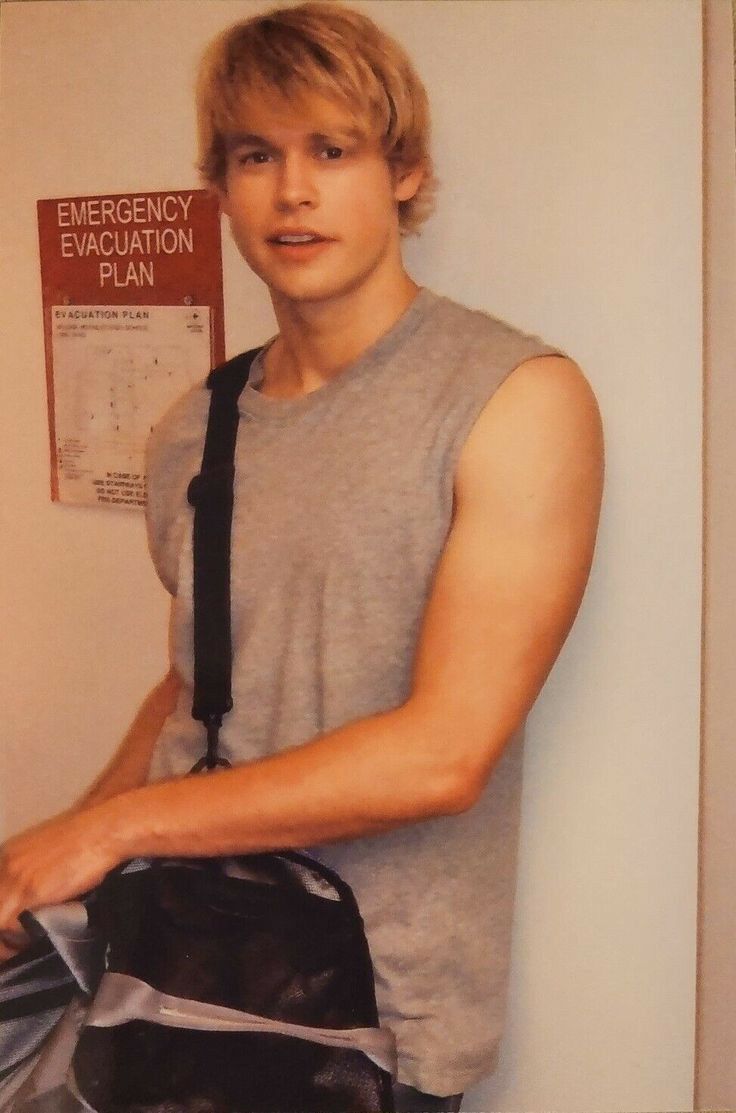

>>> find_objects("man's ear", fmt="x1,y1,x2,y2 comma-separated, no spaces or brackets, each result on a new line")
392,162,425,203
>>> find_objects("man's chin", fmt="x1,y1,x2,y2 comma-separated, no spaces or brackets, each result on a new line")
269,263,389,308
265,275,360,308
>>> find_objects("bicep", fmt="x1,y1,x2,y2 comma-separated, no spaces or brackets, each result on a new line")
408,356,604,797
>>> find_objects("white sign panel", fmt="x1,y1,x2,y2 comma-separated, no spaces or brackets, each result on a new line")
51,304,210,508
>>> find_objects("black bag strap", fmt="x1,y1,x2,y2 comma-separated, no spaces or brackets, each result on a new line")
186,346,262,772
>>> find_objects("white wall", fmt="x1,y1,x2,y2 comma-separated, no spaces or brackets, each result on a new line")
0,2,702,1111
696,0,736,1106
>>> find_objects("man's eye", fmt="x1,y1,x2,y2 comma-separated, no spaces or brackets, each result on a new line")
320,146,345,160
239,151,270,165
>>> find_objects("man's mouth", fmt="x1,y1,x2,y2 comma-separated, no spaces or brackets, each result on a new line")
267,234,334,260
268,232,330,244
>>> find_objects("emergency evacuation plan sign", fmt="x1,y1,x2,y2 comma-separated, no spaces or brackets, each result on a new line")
37,190,225,508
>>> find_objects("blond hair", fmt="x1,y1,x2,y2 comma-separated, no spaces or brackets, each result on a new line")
195,1,438,237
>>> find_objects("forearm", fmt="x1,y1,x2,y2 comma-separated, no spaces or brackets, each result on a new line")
103,698,478,863
73,669,181,810
0,694,498,931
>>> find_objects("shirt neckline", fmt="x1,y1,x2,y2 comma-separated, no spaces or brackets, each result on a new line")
238,285,439,421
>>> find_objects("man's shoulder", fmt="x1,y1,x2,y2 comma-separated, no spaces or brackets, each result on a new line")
420,289,566,364
149,343,263,456
147,378,211,462
144,378,215,595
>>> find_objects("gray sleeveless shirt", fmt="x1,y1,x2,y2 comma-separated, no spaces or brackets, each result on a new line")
145,286,566,1094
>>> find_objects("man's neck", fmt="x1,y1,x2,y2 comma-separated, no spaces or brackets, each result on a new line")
260,272,421,400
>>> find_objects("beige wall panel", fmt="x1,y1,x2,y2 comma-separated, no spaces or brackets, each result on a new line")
697,0,736,1107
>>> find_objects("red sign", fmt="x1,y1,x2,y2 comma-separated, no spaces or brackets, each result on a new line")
37,189,225,505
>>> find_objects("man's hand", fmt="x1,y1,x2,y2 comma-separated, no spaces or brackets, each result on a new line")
0,805,122,962
0,667,179,965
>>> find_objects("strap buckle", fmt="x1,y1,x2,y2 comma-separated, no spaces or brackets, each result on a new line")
189,714,232,774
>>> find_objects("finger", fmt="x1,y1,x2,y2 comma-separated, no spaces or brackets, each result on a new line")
0,931,30,962
0,903,26,935
1,922,29,942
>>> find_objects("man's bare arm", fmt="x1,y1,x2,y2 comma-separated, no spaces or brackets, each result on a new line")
73,665,181,810
0,355,603,924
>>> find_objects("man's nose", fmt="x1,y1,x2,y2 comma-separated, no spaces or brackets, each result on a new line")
275,153,318,209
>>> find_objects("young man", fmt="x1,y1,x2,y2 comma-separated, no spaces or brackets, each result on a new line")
0,3,604,1109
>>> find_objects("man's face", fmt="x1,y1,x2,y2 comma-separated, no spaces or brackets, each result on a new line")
217,91,422,307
